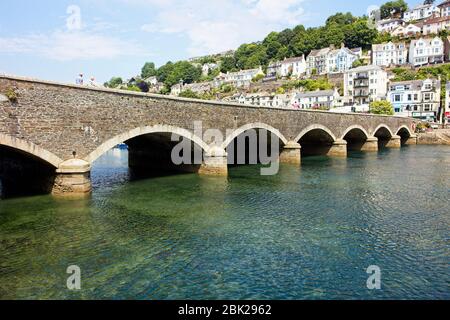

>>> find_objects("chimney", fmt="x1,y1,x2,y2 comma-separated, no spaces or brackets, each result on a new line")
330,44,335,50
341,43,345,49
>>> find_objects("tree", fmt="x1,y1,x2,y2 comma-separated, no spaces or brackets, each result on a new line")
104,77,123,88
220,56,237,73
380,1,408,19
163,61,202,88
141,62,157,79
370,101,394,115
326,12,356,26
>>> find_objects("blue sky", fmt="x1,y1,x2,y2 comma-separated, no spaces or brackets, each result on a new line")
0,0,420,83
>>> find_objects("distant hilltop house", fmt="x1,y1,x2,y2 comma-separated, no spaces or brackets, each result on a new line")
202,63,219,76
267,55,306,78
438,0,450,17
213,67,264,88
144,76,158,86
372,42,408,67
409,37,444,67
388,78,441,121
293,88,342,110
403,3,440,22
188,50,235,63
306,44,359,76
343,65,388,106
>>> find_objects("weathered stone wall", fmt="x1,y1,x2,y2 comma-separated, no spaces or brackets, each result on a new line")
0,75,416,166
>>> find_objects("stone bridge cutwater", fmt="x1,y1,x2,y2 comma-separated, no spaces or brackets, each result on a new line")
0,75,417,197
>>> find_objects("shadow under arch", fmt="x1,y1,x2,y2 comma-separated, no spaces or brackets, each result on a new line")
396,125,413,145
341,125,370,151
294,125,337,157
373,124,394,148
0,134,62,197
221,123,288,167
85,125,210,164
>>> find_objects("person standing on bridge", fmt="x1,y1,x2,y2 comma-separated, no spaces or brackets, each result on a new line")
76,73,84,85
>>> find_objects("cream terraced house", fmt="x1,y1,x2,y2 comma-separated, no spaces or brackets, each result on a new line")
372,41,408,67
391,24,422,38
343,65,388,105
376,18,404,33
409,37,444,66
294,89,342,110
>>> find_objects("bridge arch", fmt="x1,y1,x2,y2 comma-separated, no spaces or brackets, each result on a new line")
0,133,62,167
85,125,210,164
340,125,370,140
396,125,413,137
372,124,394,138
294,124,337,143
221,122,288,150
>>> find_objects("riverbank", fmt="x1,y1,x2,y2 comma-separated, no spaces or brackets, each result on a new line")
417,129,450,145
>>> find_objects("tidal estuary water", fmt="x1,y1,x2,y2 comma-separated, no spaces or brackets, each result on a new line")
0,145,449,300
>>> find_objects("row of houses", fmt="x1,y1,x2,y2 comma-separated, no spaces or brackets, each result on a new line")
377,1,450,37
225,63,443,122
372,36,448,67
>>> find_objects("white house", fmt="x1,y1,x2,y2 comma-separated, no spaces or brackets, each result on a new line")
391,24,422,37
344,65,388,105
294,88,341,110
372,41,408,67
377,18,404,33
409,37,444,66
403,3,440,22
213,67,264,88
144,76,158,86
388,79,441,121
267,56,306,78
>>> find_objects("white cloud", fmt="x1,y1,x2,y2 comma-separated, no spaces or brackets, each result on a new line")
139,0,308,56
0,30,147,61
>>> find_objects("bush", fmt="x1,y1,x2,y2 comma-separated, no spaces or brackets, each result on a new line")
4,88,17,102
370,100,394,115
252,74,264,83
179,89,200,99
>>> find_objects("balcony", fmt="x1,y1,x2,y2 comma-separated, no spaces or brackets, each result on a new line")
354,91,369,98
354,81,369,88
354,73,369,80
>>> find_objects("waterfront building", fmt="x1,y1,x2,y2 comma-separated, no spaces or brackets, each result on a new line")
372,41,408,67
388,79,441,121
344,65,388,105
403,3,440,22
409,37,444,66
444,81,450,123
213,67,264,88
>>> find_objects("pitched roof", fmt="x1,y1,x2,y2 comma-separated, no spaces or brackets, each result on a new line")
296,90,335,98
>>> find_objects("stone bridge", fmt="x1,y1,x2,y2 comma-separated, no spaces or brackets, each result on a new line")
0,75,417,197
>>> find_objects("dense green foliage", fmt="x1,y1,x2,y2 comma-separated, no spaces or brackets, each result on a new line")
141,62,157,79
380,0,408,19
104,77,123,88
370,101,395,115
281,78,333,92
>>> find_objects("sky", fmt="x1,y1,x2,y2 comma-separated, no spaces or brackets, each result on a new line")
0,0,420,83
